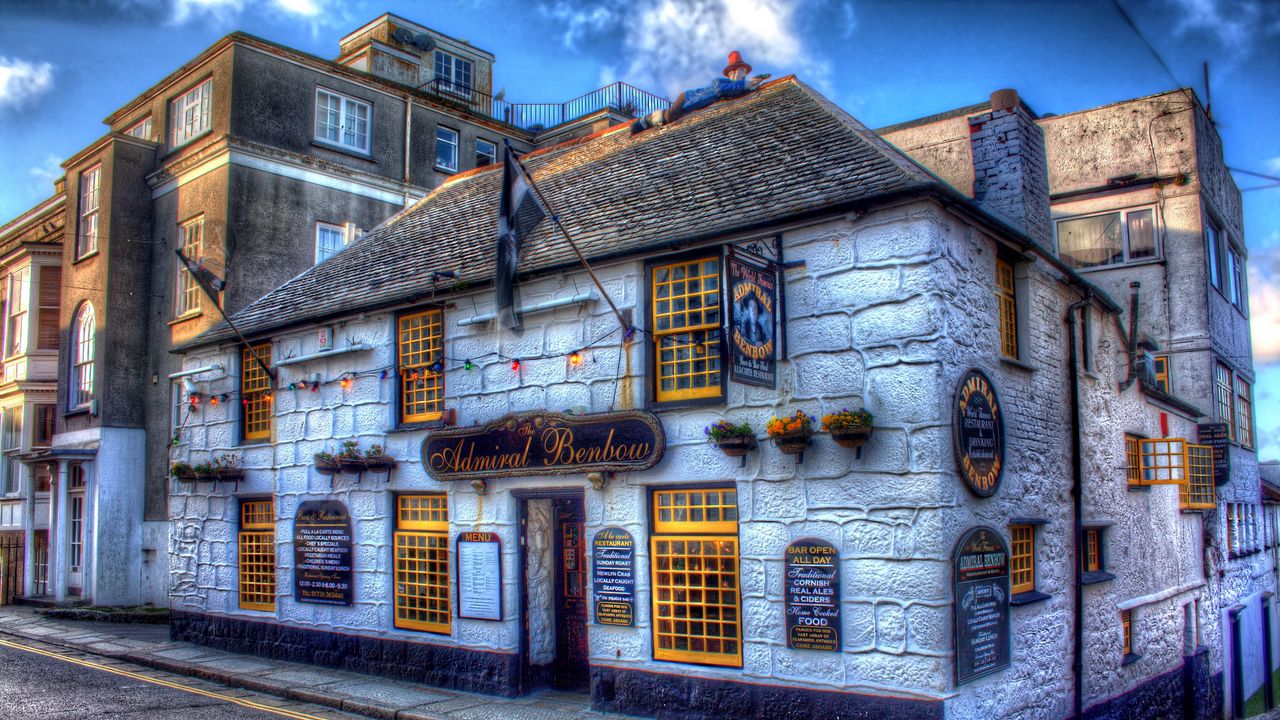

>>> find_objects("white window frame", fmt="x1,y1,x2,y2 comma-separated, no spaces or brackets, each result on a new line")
1227,246,1246,312
71,303,95,410
175,216,204,317
436,127,459,172
475,138,497,168
433,51,473,97
315,221,357,263
77,165,101,258
170,78,213,148
314,88,371,154
1054,205,1160,270
4,266,30,359
126,116,153,141
0,405,21,495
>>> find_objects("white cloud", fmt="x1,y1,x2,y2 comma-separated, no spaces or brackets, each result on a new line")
169,0,337,27
1168,0,1280,53
28,155,63,190
1266,157,1280,175
0,57,54,110
1250,239,1280,364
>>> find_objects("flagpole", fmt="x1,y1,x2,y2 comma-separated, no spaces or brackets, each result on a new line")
505,142,631,335
176,248,276,383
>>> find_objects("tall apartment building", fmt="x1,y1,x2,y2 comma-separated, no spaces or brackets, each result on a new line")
0,13,667,607
882,87,1273,719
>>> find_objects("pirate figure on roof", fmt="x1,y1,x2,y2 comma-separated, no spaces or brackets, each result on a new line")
631,51,771,133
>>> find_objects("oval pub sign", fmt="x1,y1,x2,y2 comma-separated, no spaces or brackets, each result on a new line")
952,369,1004,498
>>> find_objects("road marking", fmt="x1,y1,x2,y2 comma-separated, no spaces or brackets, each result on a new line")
0,637,337,720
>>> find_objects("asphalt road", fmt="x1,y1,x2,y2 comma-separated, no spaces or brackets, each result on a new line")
0,637,360,720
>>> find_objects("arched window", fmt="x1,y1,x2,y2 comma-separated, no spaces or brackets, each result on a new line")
71,303,95,409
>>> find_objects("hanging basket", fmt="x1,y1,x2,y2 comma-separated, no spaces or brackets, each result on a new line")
773,429,813,456
314,461,341,476
338,457,367,473
363,455,398,472
830,426,873,449
193,471,218,482
215,468,244,482
172,469,198,483
714,435,757,458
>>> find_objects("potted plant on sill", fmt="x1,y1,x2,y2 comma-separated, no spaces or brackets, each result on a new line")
336,440,366,473
314,451,340,476
363,444,397,472
191,460,217,482
767,410,814,459
705,420,757,458
213,454,244,481
821,408,874,449
170,462,197,482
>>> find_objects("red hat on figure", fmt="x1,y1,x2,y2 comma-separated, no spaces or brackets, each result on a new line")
723,50,752,77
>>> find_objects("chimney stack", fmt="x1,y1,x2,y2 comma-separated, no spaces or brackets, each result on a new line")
968,89,1052,251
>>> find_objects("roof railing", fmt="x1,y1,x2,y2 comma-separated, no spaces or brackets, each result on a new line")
419,79,670,132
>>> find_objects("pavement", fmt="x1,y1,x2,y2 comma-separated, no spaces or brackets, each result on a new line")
0,606,623,720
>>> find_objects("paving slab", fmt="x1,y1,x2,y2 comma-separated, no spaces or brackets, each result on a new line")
151,645,222,661
327,680,455,708
259,668,350,687
194,656,280,674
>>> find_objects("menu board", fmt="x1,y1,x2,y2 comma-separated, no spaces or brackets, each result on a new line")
457,532,502,621
591,527,635,626
1197,423,1231,485
953,526,1011,685
784,539,841,652
292,500,353,606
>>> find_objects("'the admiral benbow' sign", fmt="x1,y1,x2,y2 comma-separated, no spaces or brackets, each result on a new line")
422,411,665,482
728,252,779,388
952,369,1005,498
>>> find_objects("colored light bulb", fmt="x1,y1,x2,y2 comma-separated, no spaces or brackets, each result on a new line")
510,359,520,372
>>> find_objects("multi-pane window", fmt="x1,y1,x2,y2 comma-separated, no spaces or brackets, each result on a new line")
1124,434,1143,486
1140,438,1187,484
1206,218,1222,290
995,257,1018,359
1182,445,1216,510
435,127,458,172
1151,355,1169,393
126,116,152,141
1215,363,1234,441
33,405,54,447
175,216,204,316
651,488,741,667
1056,207,1157,269
1009,525,1035,594
314,89,370,153
37,265,61,351
5,266,29,358
1234,376,1253,449
398,309,444,423
652,257,722,403
1227,248,1246,311
238,498,276,612
1083,528,1103,572
434,51,473,95
475,139,496,168
241,344,273,441
77,165,100,258
0,406,22,495
171,78,212,147
70,304,95,409
394,494,450,634
1121,609,1133,657
315,223,347,263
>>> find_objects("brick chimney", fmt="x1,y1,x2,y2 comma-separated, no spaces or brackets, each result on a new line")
968,89,1051,251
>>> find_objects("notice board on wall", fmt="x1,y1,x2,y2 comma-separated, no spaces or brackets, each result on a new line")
591,527,635,626
953,526,1011,685
292,500,353,606
457,531,502,621
784,538,841,652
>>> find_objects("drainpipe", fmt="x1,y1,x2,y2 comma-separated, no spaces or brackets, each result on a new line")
403,94,413,205
1066,292,1091,720
1119,282,1141,391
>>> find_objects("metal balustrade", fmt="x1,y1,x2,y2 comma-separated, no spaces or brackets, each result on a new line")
420,79,669,132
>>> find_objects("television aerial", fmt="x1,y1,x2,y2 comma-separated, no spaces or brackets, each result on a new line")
413,34,436,53
391,26,413,45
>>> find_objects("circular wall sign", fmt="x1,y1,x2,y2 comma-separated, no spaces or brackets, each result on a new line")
952,369,1005,497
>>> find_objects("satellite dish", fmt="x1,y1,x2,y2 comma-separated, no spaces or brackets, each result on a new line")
413,34,437,52
392,26,413,44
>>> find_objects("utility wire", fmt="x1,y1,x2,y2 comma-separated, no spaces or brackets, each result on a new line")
1110,0,1180,87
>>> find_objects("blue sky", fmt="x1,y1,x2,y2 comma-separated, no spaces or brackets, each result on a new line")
1,0,1277,460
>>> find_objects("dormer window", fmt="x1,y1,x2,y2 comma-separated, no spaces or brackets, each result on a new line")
434,51,473,96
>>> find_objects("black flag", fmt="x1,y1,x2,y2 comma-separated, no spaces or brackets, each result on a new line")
175,247,226,303
495,145,546,333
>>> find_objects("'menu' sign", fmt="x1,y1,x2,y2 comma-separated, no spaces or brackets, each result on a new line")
422,410,666,482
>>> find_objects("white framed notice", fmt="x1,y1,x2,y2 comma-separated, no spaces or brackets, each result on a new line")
457,531,502,620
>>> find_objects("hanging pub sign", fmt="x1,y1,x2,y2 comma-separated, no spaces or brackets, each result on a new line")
1197,423,1231,485
591,527,635,627
422,410,664,482
727,251,779,388
953,526,1011,685
457,531,502,621
784,538,841,652
952,369,1005,498
293,500,354,606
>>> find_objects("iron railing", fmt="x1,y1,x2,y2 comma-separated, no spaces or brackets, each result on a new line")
420,79,669,133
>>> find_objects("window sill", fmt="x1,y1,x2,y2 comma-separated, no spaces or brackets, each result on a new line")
164,128,213,159
1082,571,1116,586
650,396,725,412
1126,483,1151,492
390,420,451,433
311,139,374,161
1121,652,1142,667
64,407,91,418
236,440,273,449
434,165,458,175
1010,590,1051,607
168,311,204,326
1072,257,1165,274
999,356,1036,373
73,250,101,265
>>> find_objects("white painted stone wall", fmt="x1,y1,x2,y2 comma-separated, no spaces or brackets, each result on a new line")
171,198,1219,716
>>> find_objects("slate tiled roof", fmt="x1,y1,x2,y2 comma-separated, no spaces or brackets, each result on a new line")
188,78,941,348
